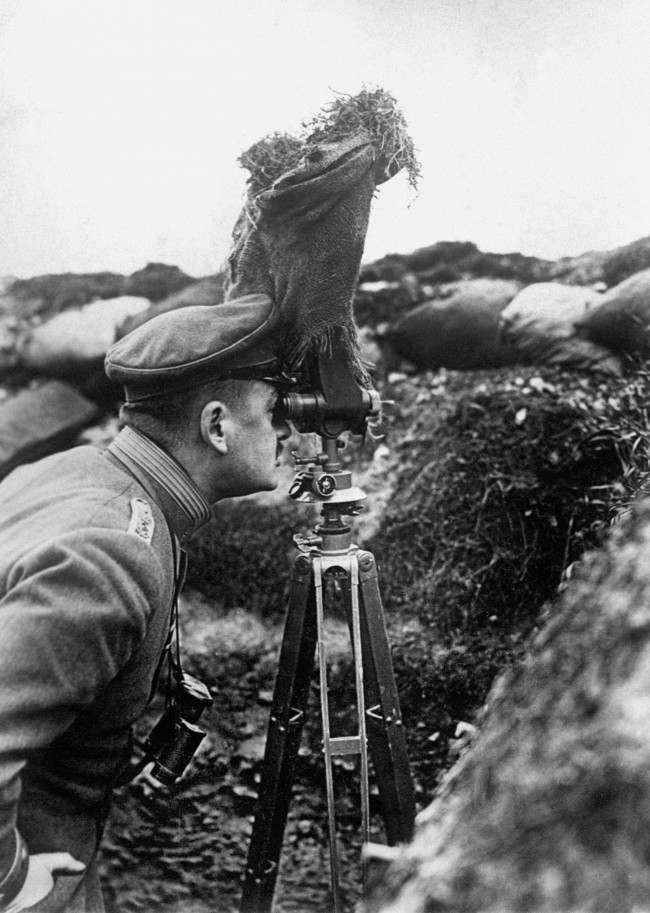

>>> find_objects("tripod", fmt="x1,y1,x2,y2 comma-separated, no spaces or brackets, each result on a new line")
240,437,415,913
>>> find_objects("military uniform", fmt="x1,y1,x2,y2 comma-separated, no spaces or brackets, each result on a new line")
0,292,282,911
0,426,212,911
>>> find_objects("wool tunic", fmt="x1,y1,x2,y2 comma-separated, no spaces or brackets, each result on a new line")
0,428,211,911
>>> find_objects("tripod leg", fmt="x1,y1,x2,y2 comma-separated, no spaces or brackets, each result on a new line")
356,551,416,845
313,556,343,913
240,554,316,913
348,556,371,886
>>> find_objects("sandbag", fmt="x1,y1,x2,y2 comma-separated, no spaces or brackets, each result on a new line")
16,296,150,376
117,276,226,337
0,381,99,480
499,282,622,374
384,279,521,371
576,267,650,356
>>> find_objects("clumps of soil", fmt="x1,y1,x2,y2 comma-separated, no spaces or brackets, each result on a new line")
238,87,420,195
359,241,557,288
358,236,650,290
3,263,196,321
371,365,650,639
3,272,129,321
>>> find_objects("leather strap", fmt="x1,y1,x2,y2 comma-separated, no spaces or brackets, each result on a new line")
0,831,29,909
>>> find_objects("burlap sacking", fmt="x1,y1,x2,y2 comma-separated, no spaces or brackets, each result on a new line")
226,131,387,384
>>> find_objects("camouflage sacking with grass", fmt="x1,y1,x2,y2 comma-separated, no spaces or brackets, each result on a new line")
225,88,420,381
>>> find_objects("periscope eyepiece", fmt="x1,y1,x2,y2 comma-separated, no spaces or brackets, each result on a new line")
274,330,381,438
278,387,379,437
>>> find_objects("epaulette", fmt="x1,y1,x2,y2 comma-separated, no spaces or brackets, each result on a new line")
127,497,155,545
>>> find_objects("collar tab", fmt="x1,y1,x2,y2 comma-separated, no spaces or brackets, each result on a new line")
108,427,212,541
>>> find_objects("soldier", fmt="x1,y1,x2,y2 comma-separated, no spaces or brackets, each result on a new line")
0,293,291,912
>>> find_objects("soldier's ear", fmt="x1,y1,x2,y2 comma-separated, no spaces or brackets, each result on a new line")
200,400,229,455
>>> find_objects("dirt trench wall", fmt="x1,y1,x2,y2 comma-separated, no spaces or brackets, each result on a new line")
364,495,650,913
370,365,650,638
360,362,650,724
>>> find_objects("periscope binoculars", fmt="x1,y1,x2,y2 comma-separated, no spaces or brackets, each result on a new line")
273,331,381,439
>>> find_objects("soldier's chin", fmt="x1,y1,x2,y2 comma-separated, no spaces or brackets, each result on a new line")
261,458,285,491
261,470,280,492
237,471,278,498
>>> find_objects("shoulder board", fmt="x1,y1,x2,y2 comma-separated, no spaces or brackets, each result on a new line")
127,497,155,545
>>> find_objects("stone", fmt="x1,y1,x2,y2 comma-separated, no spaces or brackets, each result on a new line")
499,282,622,373
16,296,150,377
576,267,650,356
384,279,521,371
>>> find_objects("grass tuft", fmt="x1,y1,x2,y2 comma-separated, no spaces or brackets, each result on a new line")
303,87,421,191
237,87,420,195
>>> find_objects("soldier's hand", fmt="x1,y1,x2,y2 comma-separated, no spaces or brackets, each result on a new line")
3,853,85,912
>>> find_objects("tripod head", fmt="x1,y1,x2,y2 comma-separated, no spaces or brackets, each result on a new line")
274,330,380,511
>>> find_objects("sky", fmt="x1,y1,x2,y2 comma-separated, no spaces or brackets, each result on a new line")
1,0,649,279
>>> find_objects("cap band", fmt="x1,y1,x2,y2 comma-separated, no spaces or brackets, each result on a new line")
123,360,291,404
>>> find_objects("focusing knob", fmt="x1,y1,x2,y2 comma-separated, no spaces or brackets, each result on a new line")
313,474,337,497
289,471,312,500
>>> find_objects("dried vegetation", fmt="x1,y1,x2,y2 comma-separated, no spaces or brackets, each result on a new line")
237,88,420,196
